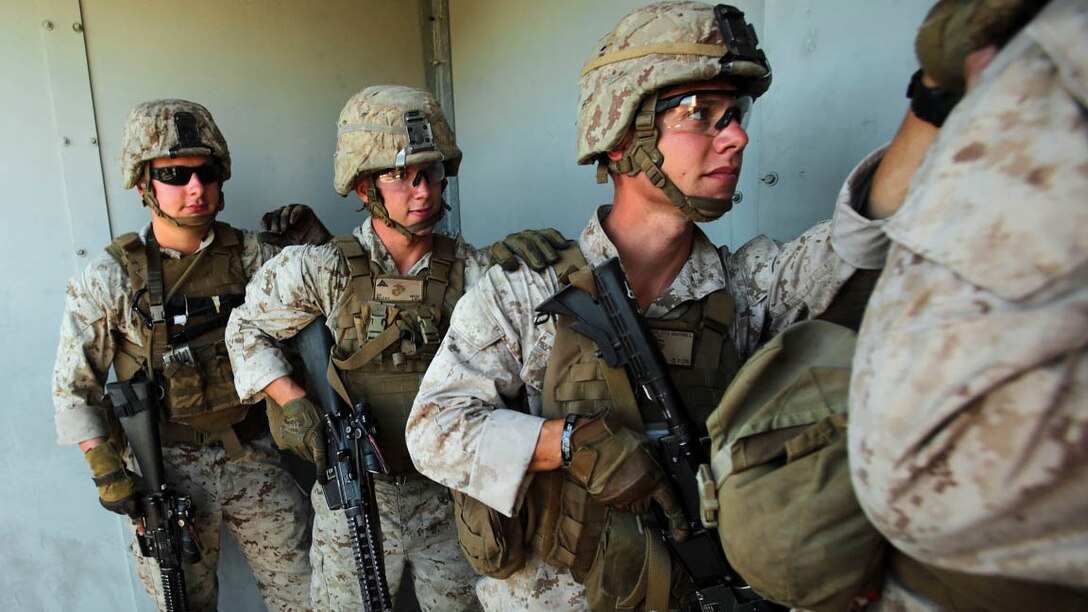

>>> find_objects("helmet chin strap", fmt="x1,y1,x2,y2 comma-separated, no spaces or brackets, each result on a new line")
140,165,222,230
602,94,733,223
364,180,449,243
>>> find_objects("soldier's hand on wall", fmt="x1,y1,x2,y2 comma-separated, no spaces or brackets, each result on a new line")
260,204,333,247
84,442,142,518
490,228,572,272
916,0,1044,94
565,413,690,542
281,396,328,473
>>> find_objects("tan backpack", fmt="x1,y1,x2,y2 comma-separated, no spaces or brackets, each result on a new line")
705,320,885,612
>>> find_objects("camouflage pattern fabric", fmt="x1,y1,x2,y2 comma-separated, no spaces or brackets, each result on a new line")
120,99,231,189
474,555,585,612
225,218,491,403
576,1,771,165
406,154,888,607
130,435,311,611
850,0,1088,589
226,218,490,609
333,85,461,196
52,225,312,609
53,225,276,443
309,478,479,610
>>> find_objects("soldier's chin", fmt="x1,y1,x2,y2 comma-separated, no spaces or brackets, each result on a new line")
694,207,728,222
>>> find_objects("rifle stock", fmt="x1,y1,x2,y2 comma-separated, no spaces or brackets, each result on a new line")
294,317,393,612
107,375,200,612
536,257,782,612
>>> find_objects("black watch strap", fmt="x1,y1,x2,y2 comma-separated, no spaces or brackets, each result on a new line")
560,413,579,468
906,69,961,128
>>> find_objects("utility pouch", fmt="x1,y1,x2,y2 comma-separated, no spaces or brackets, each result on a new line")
161,357,204,418
451,490,527,579
161,343,238,421
583,510,674,612
526,470,607,582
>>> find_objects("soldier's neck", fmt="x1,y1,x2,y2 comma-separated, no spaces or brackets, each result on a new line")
373,221,434,275
603,194,693,312
150,215,207,255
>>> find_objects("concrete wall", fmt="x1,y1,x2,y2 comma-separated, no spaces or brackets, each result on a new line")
449,0,930,248
2,1,424,609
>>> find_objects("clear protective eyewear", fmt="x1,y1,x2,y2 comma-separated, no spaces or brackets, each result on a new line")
375,161,446,191
654,90,753,135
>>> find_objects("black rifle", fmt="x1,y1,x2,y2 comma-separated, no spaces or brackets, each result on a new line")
295,317,393,612
107,375,201,612
536,257,782,612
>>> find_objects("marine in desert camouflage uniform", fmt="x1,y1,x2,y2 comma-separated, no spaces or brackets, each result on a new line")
52,99,315,610
225,85,495,611
405,2,932,609
851,0,1088,593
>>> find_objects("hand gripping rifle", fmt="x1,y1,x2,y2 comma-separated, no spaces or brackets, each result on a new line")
295,317,393,612
536,257,782,612
106,375,201,612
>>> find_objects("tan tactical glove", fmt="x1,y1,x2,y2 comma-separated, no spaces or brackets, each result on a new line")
84,443,141,518
490,228,572,272
259,203,332,247
916,0,1046,94
565,413,690,542
280,396,327,472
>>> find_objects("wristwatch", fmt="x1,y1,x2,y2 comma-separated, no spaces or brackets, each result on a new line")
906,69,961,128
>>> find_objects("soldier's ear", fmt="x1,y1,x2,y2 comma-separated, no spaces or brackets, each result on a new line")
354,179,370,203
607,132,632,161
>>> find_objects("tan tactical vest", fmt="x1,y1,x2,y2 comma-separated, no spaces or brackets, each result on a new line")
107,223,258,454
527,247,740,587
325,233,464,475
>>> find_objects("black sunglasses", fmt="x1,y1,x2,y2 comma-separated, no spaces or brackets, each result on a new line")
149,164,220,186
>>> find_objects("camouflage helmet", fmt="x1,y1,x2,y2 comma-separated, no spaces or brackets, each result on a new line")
120,99,231,190
577,2,771,165
576,2,771,223
333,85,461,197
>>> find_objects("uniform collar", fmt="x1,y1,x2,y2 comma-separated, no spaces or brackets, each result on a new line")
578,206,727,317
353,217,434,277
138,223,216,260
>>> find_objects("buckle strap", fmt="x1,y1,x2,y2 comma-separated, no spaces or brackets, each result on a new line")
92,469,130,487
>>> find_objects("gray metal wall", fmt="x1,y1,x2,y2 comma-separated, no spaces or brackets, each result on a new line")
3,0,930,609
2,1,424,609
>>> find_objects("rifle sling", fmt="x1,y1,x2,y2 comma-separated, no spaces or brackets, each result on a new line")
145,233,169,371
618,525,672,610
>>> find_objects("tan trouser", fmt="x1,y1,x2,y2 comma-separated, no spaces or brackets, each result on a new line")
130,434,312,611
475,553,586,612
309,474,480,611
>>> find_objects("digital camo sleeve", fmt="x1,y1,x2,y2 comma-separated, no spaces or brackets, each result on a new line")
408,265,556,516
725,147,890,358
52,255,128,445
226,244,347,403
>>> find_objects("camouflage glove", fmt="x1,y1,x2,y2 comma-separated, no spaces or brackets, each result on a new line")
84,443,141,518
490,228,572,272
916,0,1045,94
281,396,327,472
565,413,690,542
259,203,332,247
